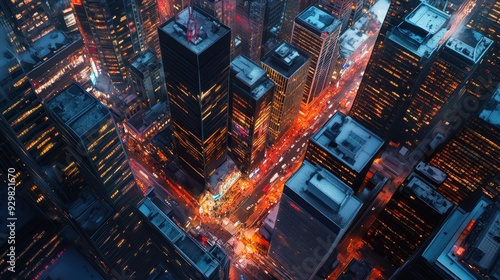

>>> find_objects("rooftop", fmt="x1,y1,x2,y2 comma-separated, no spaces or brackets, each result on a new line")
231,55,267,87
37,247,104,280
479,84,500,127
30,30,68,61
390,3,450,57
126,101,170,133
286,161,362,228
261,41,309,78
415,162,447,185
311,112,384,172
138,198,220,277
338,24,370,59
422,198,491,280
130,49,159,73
445,28,493,64
69,192,111,235
406,174,452,215
160,7,230,55
46,83,109,136
296,6,341,34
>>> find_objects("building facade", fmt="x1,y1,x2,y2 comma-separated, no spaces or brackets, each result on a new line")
234,0,266,61
260,41,309,143
159,7,231,194
229,55,274,174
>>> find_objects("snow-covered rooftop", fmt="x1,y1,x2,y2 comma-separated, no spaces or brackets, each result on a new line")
370,0,391,23
297,6,341,33
338,25,370,59
479,84,500,127
231,55,266,87
415,162,447,185
30,30,68,60
46,83,108,137
311,112,384,172
139,198,220,277
406,175,452,215
160,7,230,55
422,198,491,280
445,28,493,64
390,3,450,58
286,161,362,228
130,49,157,72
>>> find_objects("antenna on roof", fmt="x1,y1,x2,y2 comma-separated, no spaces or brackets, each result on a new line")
186,0,198,44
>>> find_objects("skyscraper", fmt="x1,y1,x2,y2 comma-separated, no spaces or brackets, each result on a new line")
318,0,354,32
159,7,231,194
349,2,451,139
71,0,142,87
291,6,341,109
280,0,318,43
269,160,362,279
364,169,452,267
391,28,493,148
128,49,168,107
229,55,274,175
305,112,384,192
45,83,141,207
427,86,500,205
234,0,266,61
262,0,285,44
135,0,162,57
260,41,309,143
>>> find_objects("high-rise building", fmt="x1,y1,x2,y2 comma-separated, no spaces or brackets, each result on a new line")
128,49,168,107
71,0,142,87
234,0,266,61
305,112,384,192
280,0,319,43
260,41,309,143
159,7,231,194
393,197,499,280
269,160,362,279
0,0,54,52
392,28,493,148
45,83,141,207
138,197,230,279
427,86,500,205
364,170,453,267
135,0,162,56
228,55,274,175
349,2,451,140
291,6,341,109
318,0,355,32
262,0,285,44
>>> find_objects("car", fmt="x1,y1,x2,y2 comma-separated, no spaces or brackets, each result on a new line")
291,144,295,149
246,204,255,211
297,148,301,153
279,156,284,162
282,163,287,170
292,156,297,162
301,142,306,148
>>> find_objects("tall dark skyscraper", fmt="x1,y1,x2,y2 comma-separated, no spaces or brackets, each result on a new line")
234,0,266,61
0,0,54,53
159,7,231,194
228,55,274,175
364,167,452,267
427,86,500,205
291,5,341,109
262,0,285,43
305,112,384,192
45,83,141,207
269,160,362,279
260,41,309,143
318,0,356,32
392,28,493,148
350,2,452,140
71,0,141,87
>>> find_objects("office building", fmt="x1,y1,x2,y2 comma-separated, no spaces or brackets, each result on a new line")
234,0,266,61
280,0,318,43
269,161,362,279
318,0,355,32
123,101,171,143
128,49,168,107
364,171,453,267
291,6,341,108
136,0,162,56
46,83,141,207
71,0,142,87
305,112,384,192
392,28,493,148
229,55,274,175
159,7,231,194
0,0,54,53
427,86,500,205
138,197,230,279
262,0,285,44
26,37,91,101
393,197,499,280
349,2,451,139
260,41,309,143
